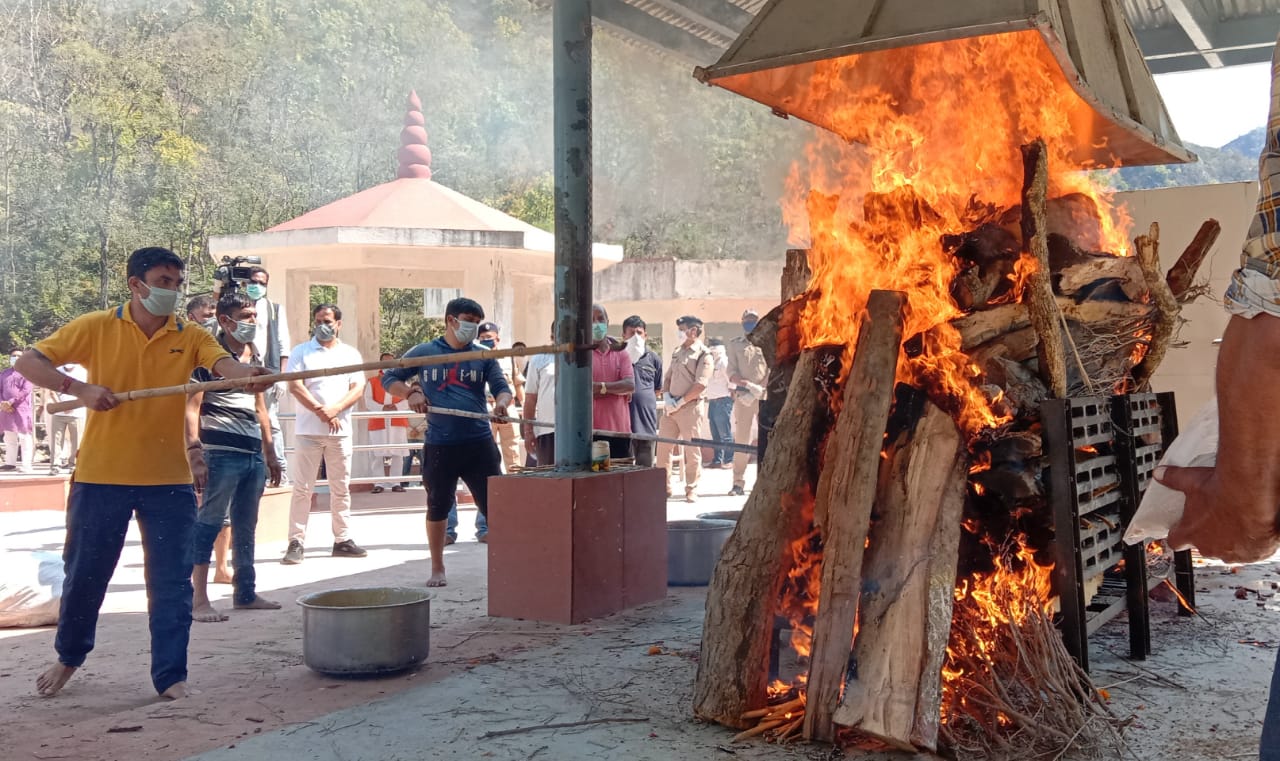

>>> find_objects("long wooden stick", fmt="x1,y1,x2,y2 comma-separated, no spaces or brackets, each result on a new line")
1166,218,1221,302
429,404,759,454
1020,139,1068,398
45,342,575,414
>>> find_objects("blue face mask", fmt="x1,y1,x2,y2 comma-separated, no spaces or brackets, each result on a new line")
742,320,758,334
592,322,609,342
245,283,267,301
478,338,496,349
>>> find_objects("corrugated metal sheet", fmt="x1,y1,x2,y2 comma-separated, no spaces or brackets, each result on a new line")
1123,0,1280,29
605,0,1279,72
625,0,735,47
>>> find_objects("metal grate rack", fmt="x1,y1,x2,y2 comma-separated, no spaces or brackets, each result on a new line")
1041,392,1196,672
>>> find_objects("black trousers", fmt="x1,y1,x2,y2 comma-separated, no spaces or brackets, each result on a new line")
423,439,502,522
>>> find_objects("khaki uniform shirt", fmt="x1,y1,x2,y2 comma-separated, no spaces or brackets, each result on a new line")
725,336,768,388
663,341,713,400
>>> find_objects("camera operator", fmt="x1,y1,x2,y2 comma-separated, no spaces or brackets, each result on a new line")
215,264,290,483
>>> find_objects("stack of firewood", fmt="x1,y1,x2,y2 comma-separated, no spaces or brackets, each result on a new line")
693,140,1219,759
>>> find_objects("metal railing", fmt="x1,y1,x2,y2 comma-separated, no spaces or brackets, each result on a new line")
277,409,508,488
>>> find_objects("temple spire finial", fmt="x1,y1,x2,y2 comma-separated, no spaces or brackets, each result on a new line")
397,89,432,180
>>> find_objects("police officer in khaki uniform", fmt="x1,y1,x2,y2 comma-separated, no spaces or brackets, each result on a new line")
725,308,768,496
657,315,713,502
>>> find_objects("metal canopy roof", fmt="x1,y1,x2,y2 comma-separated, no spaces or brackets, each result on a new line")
594,0,1279,73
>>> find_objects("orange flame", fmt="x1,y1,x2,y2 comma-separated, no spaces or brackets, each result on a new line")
780,31,1132,436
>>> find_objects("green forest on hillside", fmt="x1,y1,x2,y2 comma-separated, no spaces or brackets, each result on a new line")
0,0,1263,350
0,0,802,347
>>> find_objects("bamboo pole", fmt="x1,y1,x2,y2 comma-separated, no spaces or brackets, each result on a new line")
426,404,759,455
45,342,575,414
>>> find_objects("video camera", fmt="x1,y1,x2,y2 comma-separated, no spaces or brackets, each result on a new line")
213,255,262,294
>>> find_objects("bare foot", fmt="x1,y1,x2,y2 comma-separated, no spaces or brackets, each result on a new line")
36,663,76,697
193,602,228,622
160,682,189,700
212,569,233,584
233,596,281,610
426,570,447,588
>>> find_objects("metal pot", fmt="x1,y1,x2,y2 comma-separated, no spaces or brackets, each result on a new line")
297,587,432,676
667,519,736,586
696,510,742,523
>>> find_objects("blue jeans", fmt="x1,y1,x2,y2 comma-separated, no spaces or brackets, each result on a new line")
402,443,423,487
56,482,197,694
447,505,487,540
190,450,265,606
709,397,734,465
1262,649,1280,759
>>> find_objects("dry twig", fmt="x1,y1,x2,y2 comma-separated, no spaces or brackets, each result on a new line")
479,717,649,740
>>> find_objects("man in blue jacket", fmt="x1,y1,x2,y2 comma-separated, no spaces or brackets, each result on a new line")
383,297,511,587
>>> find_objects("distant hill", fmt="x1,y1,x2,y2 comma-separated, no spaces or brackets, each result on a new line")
1108,134,1259,190
1222,126,1267,159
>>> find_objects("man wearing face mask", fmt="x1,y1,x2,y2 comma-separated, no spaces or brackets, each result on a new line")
657,315,713,502
46,361,87,474
726,308,768,496
185,292,283,622
245,267,290,484
590,304,635,459
15,246,271,700
185,295,217,334
1,349,34,473
478,321,522,477
705,338,734,469
184,293,233,581
282,304,367,565
622,316,661,468
382,297,512,587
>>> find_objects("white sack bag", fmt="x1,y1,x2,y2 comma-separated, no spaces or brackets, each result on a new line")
1123,396,1218,545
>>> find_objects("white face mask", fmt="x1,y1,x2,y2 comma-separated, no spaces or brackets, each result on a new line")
453,318,480,344
229,319,258,344
625,334,645,364
139,282,180,316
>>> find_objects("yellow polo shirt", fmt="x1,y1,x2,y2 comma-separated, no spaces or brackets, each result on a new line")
34,303,230,485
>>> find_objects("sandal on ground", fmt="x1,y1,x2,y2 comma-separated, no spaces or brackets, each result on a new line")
371,485,385,494
391,484,406,492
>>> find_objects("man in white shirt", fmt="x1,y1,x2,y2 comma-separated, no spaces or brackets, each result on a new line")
245,267,291,481
47,363,87,474
282,304,366,564
705,338,734,468
521,326,557,466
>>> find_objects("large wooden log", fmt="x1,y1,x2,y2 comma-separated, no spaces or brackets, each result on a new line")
803,290,906,743
782,248,812,304
955,299,1154,350
693,351,826,727
1166,219,1221,302
1021,140,1068,398
755,250,814,459
1055,253,1146,301
1131,223,1180,389
833,402,968,751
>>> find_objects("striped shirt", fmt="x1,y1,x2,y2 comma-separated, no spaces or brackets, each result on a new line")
1225,34,1280,317
192,336,263,454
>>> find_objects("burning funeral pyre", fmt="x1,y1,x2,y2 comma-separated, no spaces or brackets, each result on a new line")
690,25,1219,761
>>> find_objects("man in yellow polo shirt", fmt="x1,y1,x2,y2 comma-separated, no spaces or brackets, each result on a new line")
14,246,269,700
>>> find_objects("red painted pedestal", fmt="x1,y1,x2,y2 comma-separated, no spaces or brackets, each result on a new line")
487,466,667,624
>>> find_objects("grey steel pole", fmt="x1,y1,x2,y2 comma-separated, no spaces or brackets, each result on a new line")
552,0,594,471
